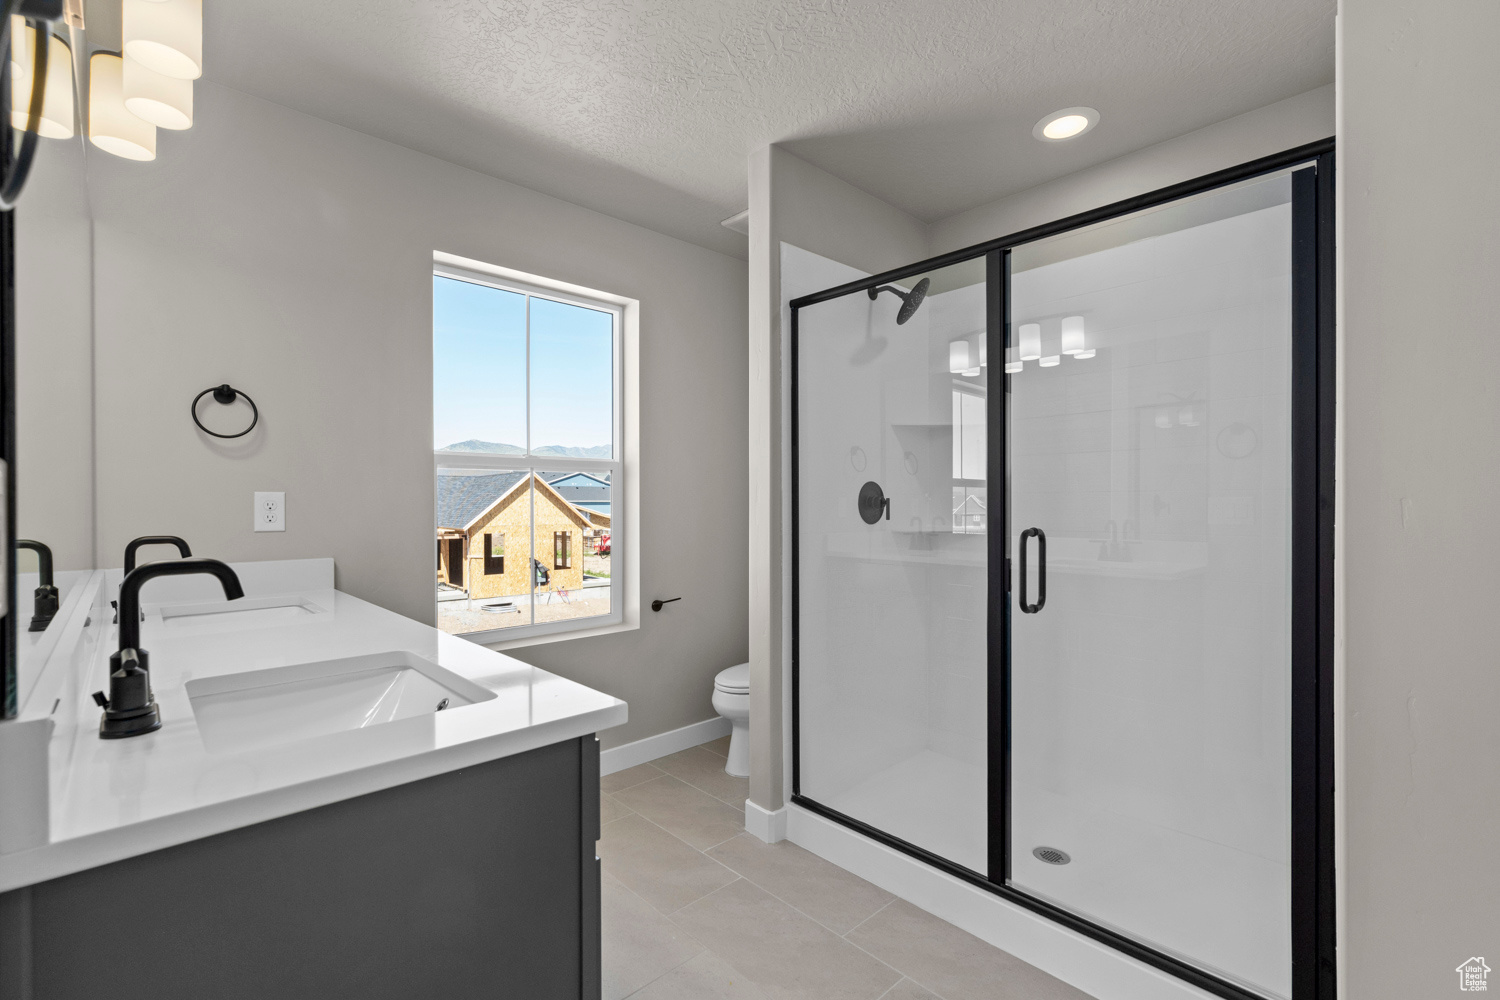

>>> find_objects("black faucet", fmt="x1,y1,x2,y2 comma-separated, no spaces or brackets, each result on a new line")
16,540,59,632
124,535,192,573
93,558,244,740
114,535,193,623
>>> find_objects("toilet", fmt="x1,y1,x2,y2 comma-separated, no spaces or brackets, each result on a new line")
711,663,750,777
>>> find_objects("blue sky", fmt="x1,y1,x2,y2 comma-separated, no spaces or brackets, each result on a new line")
433,275,613,451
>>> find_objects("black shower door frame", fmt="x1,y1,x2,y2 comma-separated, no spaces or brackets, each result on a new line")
788,139,1336,1000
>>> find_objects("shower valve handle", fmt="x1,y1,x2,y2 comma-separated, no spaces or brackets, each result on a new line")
857,482,890,524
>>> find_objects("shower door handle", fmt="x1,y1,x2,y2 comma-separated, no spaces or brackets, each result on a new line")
1019,527,1046,613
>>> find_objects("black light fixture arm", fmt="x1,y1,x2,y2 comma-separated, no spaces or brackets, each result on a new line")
0,1,61,211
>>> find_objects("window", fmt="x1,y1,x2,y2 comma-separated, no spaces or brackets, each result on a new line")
952,387,986,534
484,533,504,575
434,262,622,641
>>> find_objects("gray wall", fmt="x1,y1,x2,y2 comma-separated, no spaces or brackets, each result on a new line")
747,146,930,814
1339,1,1500,995
82,83,748,750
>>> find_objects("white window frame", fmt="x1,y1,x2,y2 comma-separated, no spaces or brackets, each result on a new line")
434,260,626,644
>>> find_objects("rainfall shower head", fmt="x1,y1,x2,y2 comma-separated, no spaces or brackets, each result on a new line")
867,277,930,325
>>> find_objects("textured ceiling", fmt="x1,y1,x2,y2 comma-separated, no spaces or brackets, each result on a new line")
199,0,1334,258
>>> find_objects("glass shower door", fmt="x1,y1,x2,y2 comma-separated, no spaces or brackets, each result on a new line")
795,257,990,874
1006,171,1297,999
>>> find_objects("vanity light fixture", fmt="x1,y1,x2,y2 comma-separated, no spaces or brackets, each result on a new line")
9,24,73,138
1019,322,1041,361
1004,347,1023,374
1038,355,1061,368
122,0,202,80
1074,349,1096,359
1061,315,1086,355
1033,107,1099,142
948,340,970,375
122,50,192,129
89,53,156,160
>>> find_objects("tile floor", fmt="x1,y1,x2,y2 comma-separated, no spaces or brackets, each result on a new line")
598,737,1097,1000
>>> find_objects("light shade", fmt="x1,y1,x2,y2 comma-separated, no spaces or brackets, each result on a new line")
1039,355,1061,368
978,337,987,367
1033,107,1100,142
1061,315,1086,355
89,53,156,160
1074,349,1096,359
10,26,74,139
949,340,971,375
123,0,202,80
1019,323,1041,361
123,52,192,129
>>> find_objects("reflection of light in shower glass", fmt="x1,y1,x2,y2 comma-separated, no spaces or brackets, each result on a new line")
1039,355,1060,367
1156,408,1173,429
1019,323,1041,360
1003,347,1023,373
1061,315,1086,355
978,337,987,367
948,340,970,374
1074,349,1095,359
1180,406,1199,426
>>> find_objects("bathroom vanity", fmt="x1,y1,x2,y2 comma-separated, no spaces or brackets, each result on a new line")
0,560,626,999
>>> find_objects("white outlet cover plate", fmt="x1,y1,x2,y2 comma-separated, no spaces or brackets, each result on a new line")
254,491,285,532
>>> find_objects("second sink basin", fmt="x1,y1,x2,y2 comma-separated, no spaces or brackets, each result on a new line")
186,651,495,753
158,595,325,630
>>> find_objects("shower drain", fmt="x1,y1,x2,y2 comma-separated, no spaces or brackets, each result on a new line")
1032,846,1071,866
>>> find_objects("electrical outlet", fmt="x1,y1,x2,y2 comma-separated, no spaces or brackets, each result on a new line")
254,491,285,532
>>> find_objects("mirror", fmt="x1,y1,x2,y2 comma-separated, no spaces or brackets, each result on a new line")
7,16,93,714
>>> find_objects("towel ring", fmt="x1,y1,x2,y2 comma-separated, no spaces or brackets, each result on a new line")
192,384,259,439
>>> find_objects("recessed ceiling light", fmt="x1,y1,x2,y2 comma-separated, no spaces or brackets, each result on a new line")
1033,107,1099,142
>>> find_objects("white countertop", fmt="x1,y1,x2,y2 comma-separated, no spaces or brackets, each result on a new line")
0,561,627,893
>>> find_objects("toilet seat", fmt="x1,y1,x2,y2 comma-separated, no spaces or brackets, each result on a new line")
714,663,749,695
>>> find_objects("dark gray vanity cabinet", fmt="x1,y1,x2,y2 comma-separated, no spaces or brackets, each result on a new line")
0,736,601,1000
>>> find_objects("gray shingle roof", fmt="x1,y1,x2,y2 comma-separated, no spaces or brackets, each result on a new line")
436,472,527,529
550,484,610,508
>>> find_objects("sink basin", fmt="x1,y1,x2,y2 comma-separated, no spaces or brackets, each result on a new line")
159,596,324,629
186,651,495,753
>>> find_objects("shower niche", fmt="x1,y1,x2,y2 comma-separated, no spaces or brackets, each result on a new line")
790,148,1334,1000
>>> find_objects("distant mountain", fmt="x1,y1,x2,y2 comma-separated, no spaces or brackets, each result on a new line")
440,439,525,454
533,444,612,459
440,440,611,460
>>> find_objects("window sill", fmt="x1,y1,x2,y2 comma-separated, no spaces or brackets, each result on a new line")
465,616,637,653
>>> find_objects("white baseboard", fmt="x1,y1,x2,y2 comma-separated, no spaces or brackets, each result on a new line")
787,804,1217,1000
744,800,788,843
600,716,731,776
